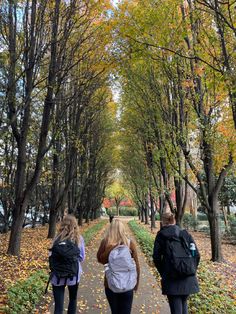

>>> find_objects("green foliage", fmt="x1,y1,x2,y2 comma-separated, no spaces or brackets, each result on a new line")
106,207,117,216
219,174,236,207
82,219,107,245
119,207,138,216
107,207,138,216
128,220,154,260
106,182,127,203
197,225,210,234
228,215,236,226
197,213,208,221
6,270,48,314
129,220,236,314
183,213,198,230
155,213,160,221
229,215,236,236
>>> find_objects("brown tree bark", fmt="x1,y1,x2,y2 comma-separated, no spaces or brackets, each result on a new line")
8,0,61,255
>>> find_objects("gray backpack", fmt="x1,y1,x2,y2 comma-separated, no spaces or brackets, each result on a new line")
105,243,137,293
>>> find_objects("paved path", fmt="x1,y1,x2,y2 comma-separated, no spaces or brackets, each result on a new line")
48,218,170,314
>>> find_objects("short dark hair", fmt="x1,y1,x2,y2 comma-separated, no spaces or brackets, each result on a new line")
161,212,175,226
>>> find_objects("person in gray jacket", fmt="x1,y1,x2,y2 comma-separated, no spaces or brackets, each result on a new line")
153,212,200,314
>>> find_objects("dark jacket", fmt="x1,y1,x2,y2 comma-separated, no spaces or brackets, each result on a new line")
153,224,200,295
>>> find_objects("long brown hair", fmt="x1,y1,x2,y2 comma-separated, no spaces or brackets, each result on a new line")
54,214,80,245
104,219,129,246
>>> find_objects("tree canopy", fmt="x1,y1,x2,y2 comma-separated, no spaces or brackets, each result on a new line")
0,0,235,262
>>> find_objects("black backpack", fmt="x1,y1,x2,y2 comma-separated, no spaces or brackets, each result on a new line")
165,230,197,279
49,239,80,281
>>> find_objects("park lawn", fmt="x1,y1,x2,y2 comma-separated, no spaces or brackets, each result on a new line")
0,219,106,313
129,219,236,314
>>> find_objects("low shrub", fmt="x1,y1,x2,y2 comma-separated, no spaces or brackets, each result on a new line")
107,207,138,216
6,270,48,314
197,213,208,221
106,207,116,216
229,215,236,236
119,207,138,216
183,213,198,230
197,225,210,233
155,213,160,221
229,215,236,225
128,220,154,261
128,220,236,314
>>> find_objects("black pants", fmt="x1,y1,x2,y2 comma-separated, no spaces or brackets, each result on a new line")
167,295,188,314
105,287,133,314
52,284,78,314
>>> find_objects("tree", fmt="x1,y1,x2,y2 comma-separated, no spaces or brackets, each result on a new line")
0,0,115,255
113,0,235,261
219,171,236,214
106,181,127,216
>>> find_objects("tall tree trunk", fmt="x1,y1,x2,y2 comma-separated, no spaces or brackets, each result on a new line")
7,0,61,255
7,201,27,255
48,209,58,239
144,206,149,225
208,201,222,262
149,189,156,229
222,207,229,233
78,209,83,226
85,211,89,224
175,177,188,227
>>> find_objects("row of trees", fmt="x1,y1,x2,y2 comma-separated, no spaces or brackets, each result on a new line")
114,0,236,261
0,0,115,256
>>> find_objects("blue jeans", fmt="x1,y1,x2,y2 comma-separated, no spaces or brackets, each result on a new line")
52,284,78,314
105,287,133,314
167,295,188,314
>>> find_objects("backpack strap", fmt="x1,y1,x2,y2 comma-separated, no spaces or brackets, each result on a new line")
179,229,190,244
179,230,192,253
44,272,53,294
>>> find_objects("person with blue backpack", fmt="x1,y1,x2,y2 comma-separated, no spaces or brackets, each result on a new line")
48,214,85,314
97,219,140,314
153,212,200,314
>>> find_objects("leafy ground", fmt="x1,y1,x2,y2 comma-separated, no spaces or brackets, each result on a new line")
188,230,236,303
0,221,101,314
138,220,236,311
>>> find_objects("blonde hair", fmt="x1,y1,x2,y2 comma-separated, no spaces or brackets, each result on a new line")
54,214,80,245
161,212,176,226
104,219,129,246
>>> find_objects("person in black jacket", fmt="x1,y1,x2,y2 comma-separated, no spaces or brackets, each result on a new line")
153,212,200,314
109,214,114,223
